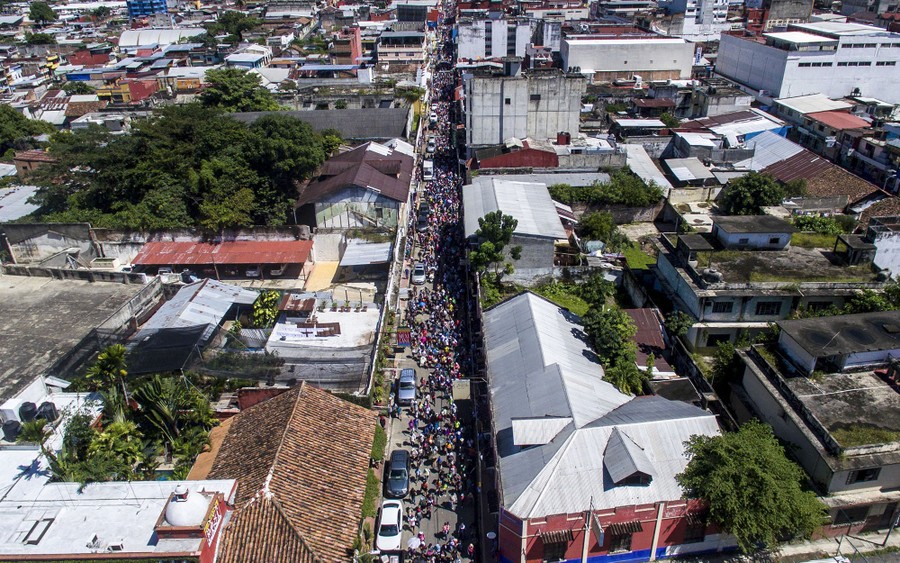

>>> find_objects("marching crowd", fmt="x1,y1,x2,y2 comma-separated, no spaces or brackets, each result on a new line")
393,2,480,560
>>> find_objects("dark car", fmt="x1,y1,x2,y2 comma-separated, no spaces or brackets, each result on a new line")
385,449,410,498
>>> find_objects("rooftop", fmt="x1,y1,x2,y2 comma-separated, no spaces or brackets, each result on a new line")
463,177,568,239
206,383,376,561
0,185,40,222
774,94,853,115
806,110,870,131
696,245,878,283
778,310,900,358
133,240,314,266
0,277,148,401
713,214,795,234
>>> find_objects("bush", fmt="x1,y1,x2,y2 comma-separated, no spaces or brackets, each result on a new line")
792,215,845,235
371,423,387,461
548,169,664,207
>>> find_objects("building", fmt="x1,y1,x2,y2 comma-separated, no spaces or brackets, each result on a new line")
472,135,626,171
560,30,695,83
747,0,814,30
866,216,900,275
463,69,585,150
295,139,415,229
132,240,315,281
126,0,168,18
840,0,894,17
716,22,900,104
660,0,734,41
196,383,377,561
377,31,426,66
736,313,900,532
463,177,568,284
457,16,533,62
13,149,56,177
653,217,889,348
482,292,730,563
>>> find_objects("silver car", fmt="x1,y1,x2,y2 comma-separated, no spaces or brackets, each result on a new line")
398,368,416,405
411,262,426,285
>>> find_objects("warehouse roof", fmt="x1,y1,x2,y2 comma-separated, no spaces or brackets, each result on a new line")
133,241,313,266
463,178,567,239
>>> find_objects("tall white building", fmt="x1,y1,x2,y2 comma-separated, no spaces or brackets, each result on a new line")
462,69,586,149
457,17,533,62
561,31,695,82
661,0,734,41
717,22,900,104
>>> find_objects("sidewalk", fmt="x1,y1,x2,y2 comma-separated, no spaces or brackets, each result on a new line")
675,530,900,562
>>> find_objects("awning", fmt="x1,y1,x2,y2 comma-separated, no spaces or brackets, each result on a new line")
607,521,643,536
540,529,574,544
339,241,393,267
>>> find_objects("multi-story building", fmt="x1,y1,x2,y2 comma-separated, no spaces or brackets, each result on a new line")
377,31,426,66
126,0,168,18
462,68,585,150
457,16,533,62
660,0,735,41
736,312,900,533
840,0,897,17
654,215,890,348
716,22,900,104
561,28,695,83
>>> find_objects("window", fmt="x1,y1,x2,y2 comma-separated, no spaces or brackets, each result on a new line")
806,300,833,312
798,62,812,67
769,237,781,244
847,468,881,484
683,521,706,543
738,237,750,245
609,534,633,553
755,301,781,316
838,61,849,66
877,61,897,66
712,301,733,314
834,506,869,525
543,541,567,561
530,94,541,101
505,98,511,105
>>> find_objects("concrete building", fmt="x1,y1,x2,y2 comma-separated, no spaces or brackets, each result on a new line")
736,313,900,532
377,31,426,66
840,0,895,17
126,0,167,18
561,32,695,83
457,17,532,61
653,218,889,348
481,292,731,563
463,69,585,150
463,177,568,284
711,215,794,250
660,0,735,41
760,0,815,29
716,22,900,104
867,216,900,276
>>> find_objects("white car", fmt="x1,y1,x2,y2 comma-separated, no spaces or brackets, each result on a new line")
426,137,436,153
411,262,427,285
429,111,438,125
376,500,404,552
422,160,434,181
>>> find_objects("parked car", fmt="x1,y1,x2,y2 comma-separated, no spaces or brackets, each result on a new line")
376,499,404,552
398,368,416,405
411,262,426,285
385,449,410,498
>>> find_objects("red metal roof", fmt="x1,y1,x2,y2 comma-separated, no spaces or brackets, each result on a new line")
806,110,870,131
133,240,313,266
634,98,676,108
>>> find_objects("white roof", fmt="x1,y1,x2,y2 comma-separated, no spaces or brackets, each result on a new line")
251,67,291,85
616,118,666,128
665,157,715,182
735,130,804,170
340,240,393,266
134,279,257,342
774,93,853,114
463,178,567,240
119,28,205,47
764,31,837,44
675,131,717,148
706,109,785,138
164,66,218,79
624,144,674,194
565,37,687,46
225,53,265,62
0,185,40,221
792,21,897,37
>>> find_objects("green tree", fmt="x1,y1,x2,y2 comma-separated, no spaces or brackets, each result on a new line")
719,172,786,215
468,211,522,281
578,211,631,251
251,290,282,328
0,104,54,154
576,273,615,308
665,310,694,340
844,289,890,314
85,344,129,395
200,68,280,112
659,112,679,128
29,1,57,24
677,420,826,553
25,32,56,44
87,420,144,479
90,5,111,18
17,419,48,444
62,81,95,95
603,360,645,395
210,11,261,41
582,306,637,368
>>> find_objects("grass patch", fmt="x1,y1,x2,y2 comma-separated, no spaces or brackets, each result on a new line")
362,468,379,518
831,425,900,448
480,276,523,309
371,423,387,461
532,281,591,316
791,232,837,249
623,246,656,270
691,353,713,378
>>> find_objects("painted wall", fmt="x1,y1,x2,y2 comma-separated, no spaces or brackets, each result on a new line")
561,39,694,81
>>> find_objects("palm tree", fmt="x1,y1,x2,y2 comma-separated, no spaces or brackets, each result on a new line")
17,419,48,444
85,344,129,397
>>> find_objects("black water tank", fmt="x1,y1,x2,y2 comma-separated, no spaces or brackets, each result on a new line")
18,402,37,422
37,402,58,422
2,420,21,442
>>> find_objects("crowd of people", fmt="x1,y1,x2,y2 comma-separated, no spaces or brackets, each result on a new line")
393,2,480,560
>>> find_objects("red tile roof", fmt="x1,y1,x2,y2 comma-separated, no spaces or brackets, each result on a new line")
218,495,322,563
762,151,881,205
859,196,900,230
13,150,57,163
207,383,377,562
132,240,313,266
297,142,413,206
806,110,870,131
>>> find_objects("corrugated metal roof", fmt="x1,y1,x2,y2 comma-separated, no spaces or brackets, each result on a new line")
0,185,40,222
604,427,655,483
133,240,313,266
736,130,804,170
339,241,393,266
135,279,258,342
624,144,674,194
119,28,206,47
506,397,720,517
665,157,714,182
774,93,852,115
463,178,567,239
511,417,573,446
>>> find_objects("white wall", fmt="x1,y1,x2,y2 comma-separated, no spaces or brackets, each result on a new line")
717,33,900,104
873,231,900,277
778,330,817,374
561,39,694,78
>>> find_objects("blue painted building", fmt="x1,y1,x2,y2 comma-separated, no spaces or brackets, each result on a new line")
126,0,168,19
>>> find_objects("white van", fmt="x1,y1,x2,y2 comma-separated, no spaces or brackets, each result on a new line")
423,160,434,181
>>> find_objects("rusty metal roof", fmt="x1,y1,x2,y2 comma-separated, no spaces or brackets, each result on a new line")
133,240,313,266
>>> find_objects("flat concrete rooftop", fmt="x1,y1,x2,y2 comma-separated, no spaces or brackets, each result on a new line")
696,246,878,283
0,276,146,400
786,370,900,448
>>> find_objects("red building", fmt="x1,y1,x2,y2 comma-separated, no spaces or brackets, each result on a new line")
482,292,736,562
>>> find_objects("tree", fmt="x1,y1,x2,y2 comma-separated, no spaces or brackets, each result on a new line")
0,104,54,154
17,419,48,444
719,172,786,215
62,81,95,95
85,344,128,394
603,361,645,395
468,211,521,281
677,420,826,553
29,1,57,24
25,32,56,44
87,420,144,479
665,310,694,340
251,290,281,328
582,306,637,368
200,68,280,112
210,11,261,41
576,273,615,308
90,5,111,18
659,112,680,128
